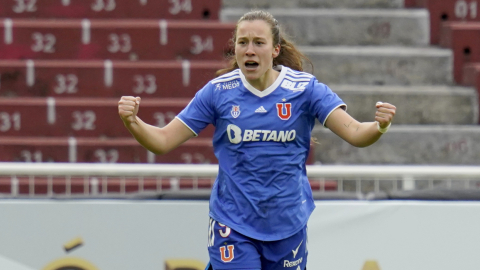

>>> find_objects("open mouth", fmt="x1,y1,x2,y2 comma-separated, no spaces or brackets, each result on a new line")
245,61,259,69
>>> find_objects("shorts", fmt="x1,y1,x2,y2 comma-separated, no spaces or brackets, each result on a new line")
205,217,307,270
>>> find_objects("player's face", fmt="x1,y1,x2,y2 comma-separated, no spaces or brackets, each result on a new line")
235,20,280,89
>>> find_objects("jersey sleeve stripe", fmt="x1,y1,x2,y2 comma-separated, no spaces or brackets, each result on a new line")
211,70,240,83
322,104,347,126
175,116,199,137
286,70,313,76
284,75,312,82
286,72,313,79
211,75,241,84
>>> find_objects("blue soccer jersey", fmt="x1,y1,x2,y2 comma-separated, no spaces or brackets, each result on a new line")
176,65,346,241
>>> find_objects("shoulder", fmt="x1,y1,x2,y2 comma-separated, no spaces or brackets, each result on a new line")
211,69,241,85
284,67,315,81
280,66,316,92
209,69,242,92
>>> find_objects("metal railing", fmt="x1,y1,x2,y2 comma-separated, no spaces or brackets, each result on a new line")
1,162,480,198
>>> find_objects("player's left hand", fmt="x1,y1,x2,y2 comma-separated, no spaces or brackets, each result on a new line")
375,101,396,128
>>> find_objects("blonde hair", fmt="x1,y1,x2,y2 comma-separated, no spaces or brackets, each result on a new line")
216,10,313,77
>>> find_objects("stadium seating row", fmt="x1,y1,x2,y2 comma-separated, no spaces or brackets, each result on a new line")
0,59,225,97
0,176,335,195
0,19,234,60
0,136,316,164
0,97,218,137
0,0,221,20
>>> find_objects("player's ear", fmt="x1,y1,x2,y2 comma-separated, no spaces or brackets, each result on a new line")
272,43,280,59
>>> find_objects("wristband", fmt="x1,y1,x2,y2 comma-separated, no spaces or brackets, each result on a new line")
377,121,391,134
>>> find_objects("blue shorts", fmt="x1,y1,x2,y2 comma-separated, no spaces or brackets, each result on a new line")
205,218,307,270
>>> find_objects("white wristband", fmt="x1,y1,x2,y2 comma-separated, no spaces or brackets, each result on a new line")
377,121,391,134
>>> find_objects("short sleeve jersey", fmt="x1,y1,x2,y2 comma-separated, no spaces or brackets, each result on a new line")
176,66,346,241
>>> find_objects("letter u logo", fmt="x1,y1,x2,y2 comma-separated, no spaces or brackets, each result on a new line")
276,103,292,120
220,245,235,262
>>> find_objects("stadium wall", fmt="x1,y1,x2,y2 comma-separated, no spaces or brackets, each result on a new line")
0,200,478,270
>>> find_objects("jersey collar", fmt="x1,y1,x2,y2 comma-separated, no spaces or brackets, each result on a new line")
240,65,287,98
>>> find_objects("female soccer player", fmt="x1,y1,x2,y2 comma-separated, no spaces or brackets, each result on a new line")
118,10,396,270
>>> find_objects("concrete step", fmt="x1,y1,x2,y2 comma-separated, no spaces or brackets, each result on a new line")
330,85,478,125
300,46,453,85
222,0,405,9
311,125,480,165
221,8,429,46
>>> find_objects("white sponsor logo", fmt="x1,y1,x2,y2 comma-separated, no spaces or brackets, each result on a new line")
281,80,308,91
222,80,240,90
255,106,267,113
284,257,303,268
227,124,296,144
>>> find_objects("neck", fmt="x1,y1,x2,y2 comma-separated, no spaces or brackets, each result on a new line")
248,68,280,91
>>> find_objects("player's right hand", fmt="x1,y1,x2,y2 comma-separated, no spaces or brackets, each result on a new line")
118,96,141,124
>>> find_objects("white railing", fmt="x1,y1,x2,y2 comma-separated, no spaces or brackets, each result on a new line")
1,163,480,198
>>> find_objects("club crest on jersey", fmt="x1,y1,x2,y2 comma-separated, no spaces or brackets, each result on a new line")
231,105,241,118
276,103,292,120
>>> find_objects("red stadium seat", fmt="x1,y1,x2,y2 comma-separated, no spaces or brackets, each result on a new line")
0,97,216,137
405,0,480,44
0,0,221,20
440,22,480,84
0,60,225,98
0,136,216,163
0,19,234,60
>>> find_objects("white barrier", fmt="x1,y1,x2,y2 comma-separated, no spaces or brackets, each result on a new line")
1,163,480,198
1,162,480,178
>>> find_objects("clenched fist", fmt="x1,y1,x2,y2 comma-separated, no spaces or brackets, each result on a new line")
118,96,141,125
375,101,396,130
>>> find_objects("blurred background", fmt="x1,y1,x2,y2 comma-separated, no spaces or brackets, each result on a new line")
1,0,480,269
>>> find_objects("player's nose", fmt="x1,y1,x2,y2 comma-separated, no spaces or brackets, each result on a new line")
245,43,255,55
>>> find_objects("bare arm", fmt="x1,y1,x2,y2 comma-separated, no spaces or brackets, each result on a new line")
118,96,195,155
325,102,396,148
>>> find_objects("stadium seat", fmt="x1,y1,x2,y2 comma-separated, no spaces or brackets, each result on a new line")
0,0,222,20
0,136,217,163
440,22,480,84
404,0,480,44
0,19,234,60
0,60,225,98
